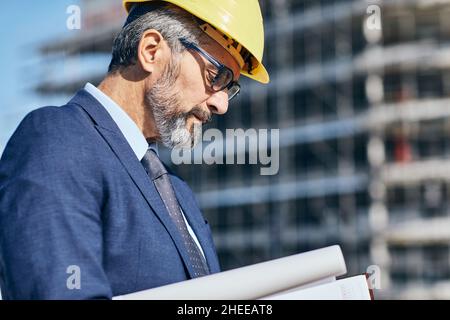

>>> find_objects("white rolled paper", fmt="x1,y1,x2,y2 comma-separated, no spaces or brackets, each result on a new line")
113,245,347,300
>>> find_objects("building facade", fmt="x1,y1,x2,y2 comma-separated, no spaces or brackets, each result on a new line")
28,0,450,299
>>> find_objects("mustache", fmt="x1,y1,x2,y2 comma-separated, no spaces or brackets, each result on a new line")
186,107,212,124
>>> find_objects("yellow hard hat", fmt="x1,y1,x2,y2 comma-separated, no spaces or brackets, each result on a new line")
122,0,270,84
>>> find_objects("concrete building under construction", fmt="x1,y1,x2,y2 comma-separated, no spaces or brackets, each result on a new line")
28,0,450,299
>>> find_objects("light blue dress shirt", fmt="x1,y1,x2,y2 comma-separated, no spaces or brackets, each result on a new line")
84,83,205,258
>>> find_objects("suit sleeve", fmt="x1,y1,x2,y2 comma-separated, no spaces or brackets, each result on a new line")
0,108,112,299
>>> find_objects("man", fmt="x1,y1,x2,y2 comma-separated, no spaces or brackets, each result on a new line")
0,0,269,299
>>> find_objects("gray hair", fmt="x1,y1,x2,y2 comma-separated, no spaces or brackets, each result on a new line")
108,3,209,73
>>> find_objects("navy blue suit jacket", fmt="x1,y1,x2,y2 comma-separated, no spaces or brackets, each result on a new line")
0,89,220,299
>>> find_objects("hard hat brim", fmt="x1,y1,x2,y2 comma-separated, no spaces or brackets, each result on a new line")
243,62,270,84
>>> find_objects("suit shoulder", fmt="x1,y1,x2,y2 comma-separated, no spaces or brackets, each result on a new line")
1,103,99,169
11,102,96,147
19,104,91,136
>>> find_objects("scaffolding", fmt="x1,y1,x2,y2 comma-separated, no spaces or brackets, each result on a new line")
31,0,450,299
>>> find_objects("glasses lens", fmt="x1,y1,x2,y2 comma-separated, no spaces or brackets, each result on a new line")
227,84,240,101
212,68,234,91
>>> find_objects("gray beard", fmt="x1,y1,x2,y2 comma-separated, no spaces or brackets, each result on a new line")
145,61,203,150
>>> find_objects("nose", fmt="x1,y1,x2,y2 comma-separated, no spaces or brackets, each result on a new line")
205,90,229,115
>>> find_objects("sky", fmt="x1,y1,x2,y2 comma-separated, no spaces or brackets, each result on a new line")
0,0,81,152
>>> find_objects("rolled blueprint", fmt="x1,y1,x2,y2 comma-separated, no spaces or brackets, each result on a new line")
113,245,347,300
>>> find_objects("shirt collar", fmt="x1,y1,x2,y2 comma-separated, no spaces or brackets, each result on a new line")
84,83,154,160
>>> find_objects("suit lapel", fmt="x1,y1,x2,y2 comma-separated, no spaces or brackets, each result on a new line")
69,90,198,278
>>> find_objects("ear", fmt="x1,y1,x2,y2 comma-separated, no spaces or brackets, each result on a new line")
137,29,167,74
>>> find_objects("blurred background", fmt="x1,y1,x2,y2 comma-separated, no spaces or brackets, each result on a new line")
2,0,450,299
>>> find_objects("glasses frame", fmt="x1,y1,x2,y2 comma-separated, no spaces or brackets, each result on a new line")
179,37,241,101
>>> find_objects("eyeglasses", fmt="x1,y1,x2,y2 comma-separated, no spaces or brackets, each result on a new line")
179,38,241,101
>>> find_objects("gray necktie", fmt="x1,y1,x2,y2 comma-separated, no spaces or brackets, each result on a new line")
141,148,210,277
